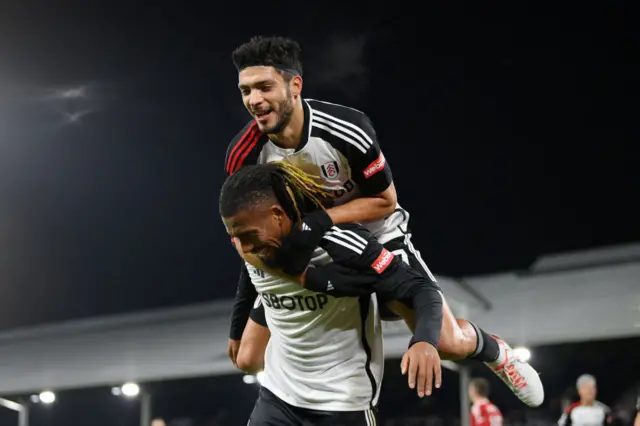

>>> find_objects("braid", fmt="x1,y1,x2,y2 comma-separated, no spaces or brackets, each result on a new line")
219,161,338,222
272,161,335,220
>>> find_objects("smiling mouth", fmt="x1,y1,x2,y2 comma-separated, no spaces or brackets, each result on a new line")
254,110,272,119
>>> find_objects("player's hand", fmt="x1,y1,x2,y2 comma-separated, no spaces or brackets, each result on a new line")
227,339,241,366
401,341,442,398
275,209,333,276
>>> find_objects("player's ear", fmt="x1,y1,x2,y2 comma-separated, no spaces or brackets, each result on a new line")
289,75,302,98
271,205,292,231
271,205,286,222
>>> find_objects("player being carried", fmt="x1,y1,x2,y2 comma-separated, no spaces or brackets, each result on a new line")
224,35,544,408
220,161,448,425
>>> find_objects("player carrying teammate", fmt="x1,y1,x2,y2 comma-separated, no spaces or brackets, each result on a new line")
224,35,544,408
220,161,446,425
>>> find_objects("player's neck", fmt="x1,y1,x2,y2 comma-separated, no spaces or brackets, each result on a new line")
472,397,488,405
268,98,305,150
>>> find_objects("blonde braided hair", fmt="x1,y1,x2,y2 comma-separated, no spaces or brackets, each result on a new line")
272,160,338,223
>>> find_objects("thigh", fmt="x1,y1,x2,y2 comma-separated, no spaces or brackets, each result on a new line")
248,387,301,426
383,237,440,290
311,408,379,426
379,237,440,323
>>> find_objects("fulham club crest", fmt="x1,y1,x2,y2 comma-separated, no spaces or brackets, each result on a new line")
320,161,340,179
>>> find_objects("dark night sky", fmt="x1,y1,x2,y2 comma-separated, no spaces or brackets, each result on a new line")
0,1,637,330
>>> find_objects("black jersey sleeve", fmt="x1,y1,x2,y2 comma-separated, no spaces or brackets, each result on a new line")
347,113,394,196
228,262,259,340
309,101,393,196
305,223,443,347
224,121,265,339
249,296,267,328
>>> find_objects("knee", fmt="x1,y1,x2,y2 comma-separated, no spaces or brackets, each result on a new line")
236,345,264,374
437,319,475,357
438,332,466,354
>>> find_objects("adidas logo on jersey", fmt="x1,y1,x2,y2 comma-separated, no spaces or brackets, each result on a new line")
301,223,312,231
326,281,334,291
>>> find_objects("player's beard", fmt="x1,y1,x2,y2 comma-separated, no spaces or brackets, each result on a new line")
262,89,294,135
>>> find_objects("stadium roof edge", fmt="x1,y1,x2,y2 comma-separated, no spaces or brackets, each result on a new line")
528,242,640,274
0,299,232,343
3,242,637,342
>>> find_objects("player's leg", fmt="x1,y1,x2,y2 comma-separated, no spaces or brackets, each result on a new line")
382,236,494,359
236,299,271,374
384,236,544,407
247,386,302,426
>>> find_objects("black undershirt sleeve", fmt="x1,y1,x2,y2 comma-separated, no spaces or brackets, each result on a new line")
228,263,259,340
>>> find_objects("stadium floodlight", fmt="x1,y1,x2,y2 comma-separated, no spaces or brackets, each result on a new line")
121,382,140,397
111,382,151,426
243,374,258,385
242,372,265,385
38,391,55,404
513,346,531,362
112,382,140,398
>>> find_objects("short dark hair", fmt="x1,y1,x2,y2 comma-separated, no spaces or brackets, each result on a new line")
219,162,332,220
470,378,491,397
231,36,303,78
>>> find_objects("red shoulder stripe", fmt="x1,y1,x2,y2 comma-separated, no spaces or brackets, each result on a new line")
225,122,259,174
232,131,261,174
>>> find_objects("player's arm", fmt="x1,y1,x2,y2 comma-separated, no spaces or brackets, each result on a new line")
272,113,395,277
229,263,258,341
303,223,443,348
325,113,396,225
226,263,257,366
302,224,443,397
235,298,270,374
224,125,263,362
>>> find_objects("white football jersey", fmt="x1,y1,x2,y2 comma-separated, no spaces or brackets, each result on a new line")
225,98,409,245
245,243,384,411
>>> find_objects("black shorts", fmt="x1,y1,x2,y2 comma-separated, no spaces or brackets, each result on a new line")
377,236,441,320
248,386,378,426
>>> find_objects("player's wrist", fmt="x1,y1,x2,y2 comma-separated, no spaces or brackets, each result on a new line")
229,328,244,340
408,336,438,350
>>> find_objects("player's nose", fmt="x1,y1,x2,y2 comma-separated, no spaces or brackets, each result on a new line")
248,90,264,108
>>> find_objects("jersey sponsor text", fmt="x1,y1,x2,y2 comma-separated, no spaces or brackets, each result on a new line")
261,292,329,311
363,153,386,178
372,248,395,274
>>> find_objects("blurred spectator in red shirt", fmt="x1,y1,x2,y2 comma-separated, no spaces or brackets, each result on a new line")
469,377,503,426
